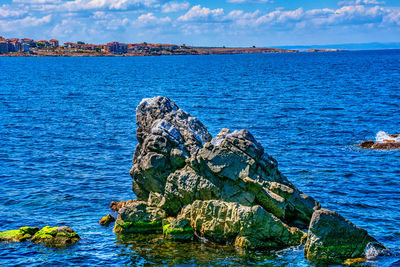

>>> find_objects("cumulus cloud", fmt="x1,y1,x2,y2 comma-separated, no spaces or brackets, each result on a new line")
177,5,225,22
227,0,271,3
161,1,190,13
0,15,52,32
337,0,386,6
136,12,171,26
0,4,27,18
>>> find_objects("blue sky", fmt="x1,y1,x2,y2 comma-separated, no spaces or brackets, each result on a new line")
0,0,399,46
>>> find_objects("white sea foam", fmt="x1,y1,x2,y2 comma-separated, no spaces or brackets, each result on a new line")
365,242,380,259
375,131,400,143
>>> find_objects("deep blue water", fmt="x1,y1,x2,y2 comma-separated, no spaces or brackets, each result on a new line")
0,51,399,266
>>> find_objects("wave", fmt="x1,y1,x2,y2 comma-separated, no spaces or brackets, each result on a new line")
375,131,400,143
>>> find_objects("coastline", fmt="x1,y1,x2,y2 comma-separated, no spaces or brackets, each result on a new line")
0,47,298,57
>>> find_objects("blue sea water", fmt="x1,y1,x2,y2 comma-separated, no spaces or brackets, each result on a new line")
0,50,399,266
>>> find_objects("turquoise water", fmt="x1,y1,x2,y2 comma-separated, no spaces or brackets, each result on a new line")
0,51,399,266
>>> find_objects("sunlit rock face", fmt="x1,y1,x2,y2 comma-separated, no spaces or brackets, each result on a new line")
115,96,385,261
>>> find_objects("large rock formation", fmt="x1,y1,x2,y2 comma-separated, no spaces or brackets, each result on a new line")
129,96,320,230
304,209,386,264
116,96,385,262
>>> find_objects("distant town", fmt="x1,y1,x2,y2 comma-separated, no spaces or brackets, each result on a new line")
0,36,306,57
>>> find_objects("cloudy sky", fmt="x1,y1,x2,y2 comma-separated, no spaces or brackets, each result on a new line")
0,0,399,46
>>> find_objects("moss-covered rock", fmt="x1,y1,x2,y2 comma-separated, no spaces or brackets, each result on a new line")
114,221,162,234
163,218,194,241
0,227,39,242
304,209,386,264
99,214,115,226
31,226,80,247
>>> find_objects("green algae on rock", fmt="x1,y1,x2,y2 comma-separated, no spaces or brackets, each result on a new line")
304,209,387,264
31,226,80,247
99,214,116,226
163,218,194,241
0,227,39,242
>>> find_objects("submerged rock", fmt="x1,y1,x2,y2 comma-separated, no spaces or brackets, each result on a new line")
31,226,80,247
99,214,116,226
178,200,306,249
304,209,386,264
0,227,39,242
114,201,166,234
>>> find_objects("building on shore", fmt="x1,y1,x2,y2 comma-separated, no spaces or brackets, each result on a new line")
21,38,35,47
0,41,8,53
8,40,21,52
49,39,59,47
106,41,127,54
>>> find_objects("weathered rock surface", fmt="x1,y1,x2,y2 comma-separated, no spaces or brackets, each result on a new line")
304,209,386,264
31,226,80,247
114,200,166,234
177,200,306,249
116,96,386,261
0,227,39,242
129,96,320,229
99,214,115,226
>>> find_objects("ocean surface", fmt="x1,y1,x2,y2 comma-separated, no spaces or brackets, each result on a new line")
0,50,399,266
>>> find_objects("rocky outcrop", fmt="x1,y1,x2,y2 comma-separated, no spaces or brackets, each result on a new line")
304,209,387,264
0,227,39,242
1,226,79,248
129,96,320,230
177,200,306,249
359,140,400,149
115,96,385,262
30,226,80,247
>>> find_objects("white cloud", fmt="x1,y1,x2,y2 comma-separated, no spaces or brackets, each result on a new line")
338,0,385,6
0,4,27,18
136,12,171,26
0,15,52,32
161,1,190,13
13,0,62,3
177,5,225,22
227,0,271,3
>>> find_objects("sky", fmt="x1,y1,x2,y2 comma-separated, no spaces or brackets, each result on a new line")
0,0,400,46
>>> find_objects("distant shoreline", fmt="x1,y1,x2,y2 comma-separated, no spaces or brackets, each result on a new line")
0,47,300,57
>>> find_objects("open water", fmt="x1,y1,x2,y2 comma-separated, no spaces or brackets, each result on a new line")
0,50,399,266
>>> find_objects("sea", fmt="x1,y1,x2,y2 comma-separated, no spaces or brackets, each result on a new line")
0,50,399,266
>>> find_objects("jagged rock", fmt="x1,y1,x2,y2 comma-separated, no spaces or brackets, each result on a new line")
163,217,194,241
304,209,387,264
99,214,116,226
114,201,166,234
0,227,39,242
31,226,80,247
129,96,320,229
177,200,306,249
120,96,385,259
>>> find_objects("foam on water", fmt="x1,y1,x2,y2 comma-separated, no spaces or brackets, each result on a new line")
376,131,400,143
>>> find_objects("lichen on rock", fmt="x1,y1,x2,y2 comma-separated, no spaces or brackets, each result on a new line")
99,214,116,226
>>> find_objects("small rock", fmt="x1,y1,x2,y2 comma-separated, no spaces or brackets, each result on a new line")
0,227,39,242
359,140,375,149
99,214,115,226
163,218,194,241
31,226,80,247
114,201,166,234
304,209,386,264
110,200,135,212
